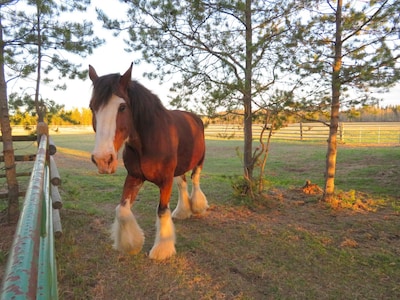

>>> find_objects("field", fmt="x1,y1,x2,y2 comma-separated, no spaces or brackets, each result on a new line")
1,132,400,299
206,122,400,144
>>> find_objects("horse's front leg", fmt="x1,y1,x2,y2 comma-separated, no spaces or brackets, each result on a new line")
149,180,176,260
111,175,144,255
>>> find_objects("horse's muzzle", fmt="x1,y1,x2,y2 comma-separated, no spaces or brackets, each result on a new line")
91,153,117,174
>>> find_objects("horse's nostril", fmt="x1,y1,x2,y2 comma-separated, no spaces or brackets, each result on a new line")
108,154,114,165
91,155,97,166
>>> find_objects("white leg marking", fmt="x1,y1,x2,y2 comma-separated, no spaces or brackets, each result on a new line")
172,176,192,219
149,209,176,260
111,204,144,255
190,167,208,215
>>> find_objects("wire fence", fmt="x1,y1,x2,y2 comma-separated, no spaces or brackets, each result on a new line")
7,123,400,144
205,122,400,144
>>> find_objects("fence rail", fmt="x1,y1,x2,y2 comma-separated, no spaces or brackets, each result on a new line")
1,125,61,299
204,122,400,144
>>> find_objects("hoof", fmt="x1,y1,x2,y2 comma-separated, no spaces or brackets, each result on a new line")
172,208,192,220
128,247,142,256
111,218,144,255
111,205,145,255
191,189,208,215
191,205,209,215
149,241,176,260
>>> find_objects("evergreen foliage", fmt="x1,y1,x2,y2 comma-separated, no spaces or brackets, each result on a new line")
1,0,103,121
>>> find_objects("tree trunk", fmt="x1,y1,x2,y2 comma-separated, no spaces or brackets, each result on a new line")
35,4,44,122
0,17,19,223
243,0,253,182
323,0,342,202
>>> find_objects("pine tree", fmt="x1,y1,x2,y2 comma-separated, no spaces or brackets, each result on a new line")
3,0,103,121
295,0,400,202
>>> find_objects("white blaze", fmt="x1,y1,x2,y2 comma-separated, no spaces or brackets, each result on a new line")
92,95,125,158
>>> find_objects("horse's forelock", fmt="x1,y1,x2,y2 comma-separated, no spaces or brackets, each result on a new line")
90,73,121,111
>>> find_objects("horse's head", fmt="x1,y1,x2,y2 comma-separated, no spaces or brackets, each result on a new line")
88,64,133,174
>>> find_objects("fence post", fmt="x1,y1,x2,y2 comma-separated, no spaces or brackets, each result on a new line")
378,127,381,144
339,123,344,143
299,122,303,141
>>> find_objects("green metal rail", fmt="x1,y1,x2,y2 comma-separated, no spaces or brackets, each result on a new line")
1,134,58,299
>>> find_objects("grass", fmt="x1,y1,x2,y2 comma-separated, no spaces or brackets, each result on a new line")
1,133,400,299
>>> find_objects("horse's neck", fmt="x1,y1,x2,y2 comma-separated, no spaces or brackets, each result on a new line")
127,127,142,153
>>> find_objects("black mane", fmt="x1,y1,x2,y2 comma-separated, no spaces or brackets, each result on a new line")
127,80,168,130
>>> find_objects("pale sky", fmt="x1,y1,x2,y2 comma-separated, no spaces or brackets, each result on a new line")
6,1,400,111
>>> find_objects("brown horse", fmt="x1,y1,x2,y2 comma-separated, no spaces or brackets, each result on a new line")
88,64,208,260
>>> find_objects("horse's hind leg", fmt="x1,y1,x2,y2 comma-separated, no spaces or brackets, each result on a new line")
190,166,208,215
172,175,192,219
149,180,176,260
111,175,145,255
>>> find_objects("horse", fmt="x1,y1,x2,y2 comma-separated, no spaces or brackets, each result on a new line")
88,64,208,260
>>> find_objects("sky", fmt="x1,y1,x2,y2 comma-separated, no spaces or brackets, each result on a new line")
6,1,400,111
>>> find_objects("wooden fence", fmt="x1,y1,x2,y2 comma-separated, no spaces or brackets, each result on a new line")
0,134,37,200
1,124,62,299
204,122,400,144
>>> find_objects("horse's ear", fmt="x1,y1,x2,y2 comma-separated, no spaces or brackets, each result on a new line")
120,63,133,91
89,65,98,82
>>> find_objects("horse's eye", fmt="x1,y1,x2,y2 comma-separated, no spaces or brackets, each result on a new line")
118,104,126,113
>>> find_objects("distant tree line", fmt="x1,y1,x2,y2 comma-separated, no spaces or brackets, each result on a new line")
8,104,400,128
203,104,400,125
9,107,92,127
340,105,400,122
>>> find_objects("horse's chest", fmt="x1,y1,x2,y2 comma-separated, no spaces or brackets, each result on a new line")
124,145,175,181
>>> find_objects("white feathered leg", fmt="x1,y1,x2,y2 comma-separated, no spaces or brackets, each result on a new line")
111,203,144,255
190,167,208,215
172,176,192,219
149,208,176,260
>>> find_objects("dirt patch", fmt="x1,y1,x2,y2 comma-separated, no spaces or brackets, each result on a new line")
0,218,16,284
